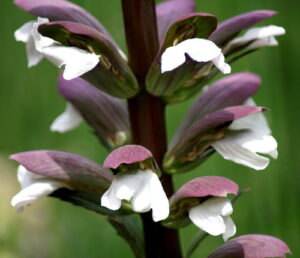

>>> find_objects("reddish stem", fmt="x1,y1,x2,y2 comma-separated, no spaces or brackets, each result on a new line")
121,0,182,257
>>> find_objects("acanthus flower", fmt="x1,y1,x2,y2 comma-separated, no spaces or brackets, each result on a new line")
101,145,169,222
167,176,238,241
161,38,231,74
15,17,100,80
226,25,286,51
189,197,236,241
211,99,278,170
11,165,71,212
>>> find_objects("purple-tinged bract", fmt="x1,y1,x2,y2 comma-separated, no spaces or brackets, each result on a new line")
208,234,291,258
104,145,153,169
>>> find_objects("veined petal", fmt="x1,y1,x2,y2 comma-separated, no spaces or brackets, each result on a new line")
161,38,230,74
212,130,275,170
223,216,236,241
212,102,277,170
11,165,70,212
40,45,100,80
188,197,231,236
50,103,83,133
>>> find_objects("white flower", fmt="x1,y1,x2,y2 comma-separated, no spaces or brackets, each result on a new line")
211,99,278,170
11,165,70,212
50,103,83,133
101,169,169,222
14,17,100,79
161,38,231,74
228,25,286,50
189,197,236,241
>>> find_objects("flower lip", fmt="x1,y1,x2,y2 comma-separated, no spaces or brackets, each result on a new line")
103,145,153,169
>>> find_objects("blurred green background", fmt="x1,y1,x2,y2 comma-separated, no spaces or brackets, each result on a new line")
1,0,299,257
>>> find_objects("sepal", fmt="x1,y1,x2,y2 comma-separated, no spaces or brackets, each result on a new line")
156,0,196,44
207,234,291,258
57,76,130,149
11,150,112,192
209,10,277,46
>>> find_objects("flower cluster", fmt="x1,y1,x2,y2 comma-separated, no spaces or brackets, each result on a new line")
11,0,290,257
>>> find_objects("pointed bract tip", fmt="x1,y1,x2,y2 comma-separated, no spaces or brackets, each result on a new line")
104,145,153,169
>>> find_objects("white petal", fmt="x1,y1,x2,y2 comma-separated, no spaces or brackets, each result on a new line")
180,38,221,62
222,216,236,241
229,111,271,135
220,199,233,217
31,17,54,51
161,38,230,74
50,103,83,133
100,170,169,222
248,36,278,49
15,20,44,67
14,21,35,43
188,197,231,236
11,179,68,212
212,54,231,74
228,25,285,49
101,171,145,211
148,172,170,222
240,25,285,41
40,45,100,80
26,36,44,67
212,130,277,170
161,45,187,73
101,184,122,211
17,165,45,188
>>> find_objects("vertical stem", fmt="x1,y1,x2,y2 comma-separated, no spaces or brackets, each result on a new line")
128,94,182,258
122,1,182,257
121,0,159,82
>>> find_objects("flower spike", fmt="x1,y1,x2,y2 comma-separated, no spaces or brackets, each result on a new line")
101,145,169,222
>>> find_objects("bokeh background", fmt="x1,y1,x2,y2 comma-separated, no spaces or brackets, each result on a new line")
1,0,299,257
